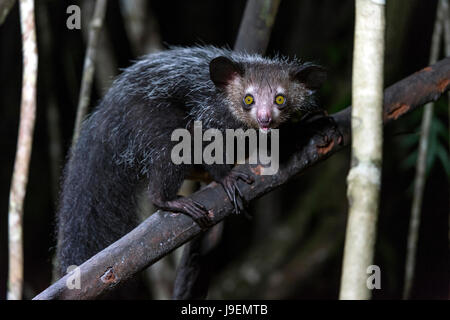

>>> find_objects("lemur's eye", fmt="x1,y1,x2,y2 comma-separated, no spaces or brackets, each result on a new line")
275,94,286,107
243,94,254,108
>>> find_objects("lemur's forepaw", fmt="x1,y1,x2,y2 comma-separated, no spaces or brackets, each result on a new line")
154,197,212,229
301,113,343,148
315,115,343,147
220,170,254,218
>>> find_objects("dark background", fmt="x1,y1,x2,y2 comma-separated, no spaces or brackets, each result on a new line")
0,0,448,299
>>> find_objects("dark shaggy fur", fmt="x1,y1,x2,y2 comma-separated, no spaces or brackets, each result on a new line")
56,46,325,276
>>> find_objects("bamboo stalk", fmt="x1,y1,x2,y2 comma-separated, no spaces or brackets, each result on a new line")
340,0,385,300
7,0,38,300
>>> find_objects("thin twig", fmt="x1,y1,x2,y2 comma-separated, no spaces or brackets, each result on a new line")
440,0,450,251
403,0,444,300
7,0,38,300
72,0,107,148
0,0,16,25
33,58,450,300
37,1,63,203
81,0,116,95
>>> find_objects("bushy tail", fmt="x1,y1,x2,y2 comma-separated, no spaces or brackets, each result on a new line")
55,133,138,277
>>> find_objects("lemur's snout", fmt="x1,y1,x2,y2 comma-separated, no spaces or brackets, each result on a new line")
257,110,272,128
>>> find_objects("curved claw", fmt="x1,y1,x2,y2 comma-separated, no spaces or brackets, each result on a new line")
230,170,254,184
233,182,252,219
153,197,212,230
220,170,253,217
223,177,240,215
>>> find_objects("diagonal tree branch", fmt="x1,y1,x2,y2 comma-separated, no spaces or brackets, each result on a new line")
33,57,450,300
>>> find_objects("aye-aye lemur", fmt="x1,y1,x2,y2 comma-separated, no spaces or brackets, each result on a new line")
56,46,326,275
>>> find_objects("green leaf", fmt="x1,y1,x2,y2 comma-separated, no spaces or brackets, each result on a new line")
401,149,417,170
399,133,419,149
436,143,450,177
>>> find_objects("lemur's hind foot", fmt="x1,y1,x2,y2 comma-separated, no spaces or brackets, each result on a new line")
153,196,212,229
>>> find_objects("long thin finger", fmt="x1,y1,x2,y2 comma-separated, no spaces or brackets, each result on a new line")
233,171,254,184
222,181,234,204
192,199,207,211
235,183,245,204
235,183,247,215
183,202,210,228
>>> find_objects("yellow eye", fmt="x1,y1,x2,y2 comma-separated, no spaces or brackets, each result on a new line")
243,94,254,105
275,94,286,106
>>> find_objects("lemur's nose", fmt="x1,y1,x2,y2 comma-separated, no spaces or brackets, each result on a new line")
257,112,272,128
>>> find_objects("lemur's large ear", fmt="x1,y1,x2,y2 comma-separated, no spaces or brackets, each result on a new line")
290,64,327,90
210,56,243,88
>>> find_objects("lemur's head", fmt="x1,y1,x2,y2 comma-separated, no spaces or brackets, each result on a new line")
210,56,326,131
